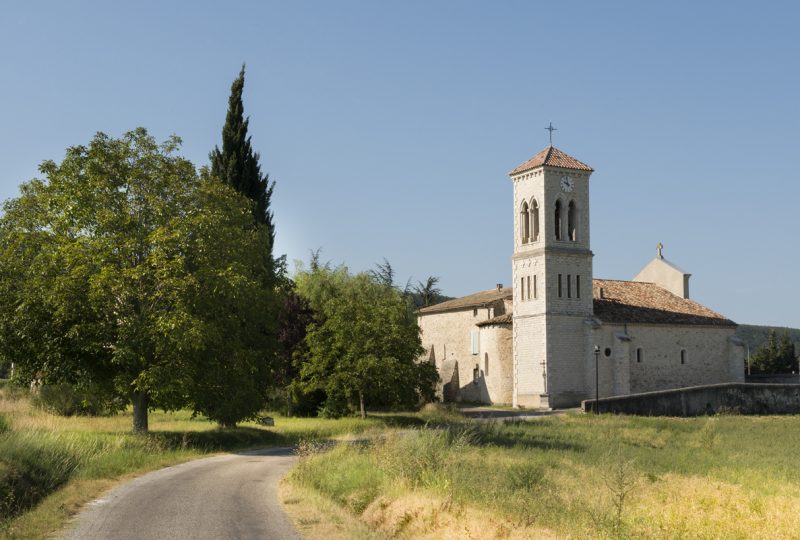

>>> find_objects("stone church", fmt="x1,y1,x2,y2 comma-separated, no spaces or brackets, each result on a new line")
418,145,745,408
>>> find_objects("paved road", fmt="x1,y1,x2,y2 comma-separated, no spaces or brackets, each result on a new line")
65,447,300,540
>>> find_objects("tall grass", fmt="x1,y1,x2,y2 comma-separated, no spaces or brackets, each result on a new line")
290,414,800,539
0,430,103,519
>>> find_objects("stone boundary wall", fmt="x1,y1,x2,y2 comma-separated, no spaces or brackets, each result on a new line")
581,383,800,416
745,373,800,384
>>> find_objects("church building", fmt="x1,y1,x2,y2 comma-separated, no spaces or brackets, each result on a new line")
418,145,744,408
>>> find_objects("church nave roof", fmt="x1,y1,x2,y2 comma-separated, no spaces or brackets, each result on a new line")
592,279,736,327
418,286,512,314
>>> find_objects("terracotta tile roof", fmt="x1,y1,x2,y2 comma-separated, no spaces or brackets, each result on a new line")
476,313,513,327
418,287,512,314
420,280,734,327
509,146,593,175
592,279,735,327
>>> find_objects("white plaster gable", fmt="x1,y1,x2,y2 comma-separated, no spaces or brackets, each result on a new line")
633,256,691,299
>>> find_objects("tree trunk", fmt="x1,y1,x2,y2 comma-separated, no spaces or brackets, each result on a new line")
359,390,366,419
132,390,149,433
286,389,293,417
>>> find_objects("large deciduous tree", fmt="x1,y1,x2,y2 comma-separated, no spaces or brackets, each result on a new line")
295,264,437,418
0,129,277,431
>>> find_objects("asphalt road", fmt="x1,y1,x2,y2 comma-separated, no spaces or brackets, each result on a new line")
64,447,300,540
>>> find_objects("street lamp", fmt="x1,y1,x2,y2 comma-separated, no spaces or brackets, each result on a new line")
594,345,600,414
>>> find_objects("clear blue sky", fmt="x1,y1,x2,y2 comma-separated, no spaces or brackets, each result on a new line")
1,1,798,327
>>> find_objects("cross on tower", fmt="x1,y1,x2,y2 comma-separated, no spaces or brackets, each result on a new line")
657,242,664,258
545,122,557,145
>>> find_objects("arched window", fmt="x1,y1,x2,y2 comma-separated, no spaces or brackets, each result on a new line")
531,199,540,241
520,201,530,243
568,201,577,241
554,200,563,240
636,348,643,363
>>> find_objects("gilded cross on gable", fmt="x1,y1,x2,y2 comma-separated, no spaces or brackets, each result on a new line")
657,242,664,258
545,122,557,145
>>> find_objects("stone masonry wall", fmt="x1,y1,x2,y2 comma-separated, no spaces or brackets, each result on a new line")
585,323,743,402
418,304,509,404
583,383,800,416
546,314,592,407
513,314,546,407
623,324,741,393
477,324,513,404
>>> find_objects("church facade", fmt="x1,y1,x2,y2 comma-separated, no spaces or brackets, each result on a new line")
418,146,744,408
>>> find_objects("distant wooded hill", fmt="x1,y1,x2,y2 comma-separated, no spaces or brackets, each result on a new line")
735,324,800,353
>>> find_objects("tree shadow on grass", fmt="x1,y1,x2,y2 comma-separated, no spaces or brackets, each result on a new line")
146,427,293,452
481,432,585,452
369,414,431,428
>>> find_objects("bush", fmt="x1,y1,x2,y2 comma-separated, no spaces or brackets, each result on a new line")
264,386,327,418
31,383,124,417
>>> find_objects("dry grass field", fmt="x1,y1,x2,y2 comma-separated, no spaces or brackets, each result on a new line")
287,412,800,539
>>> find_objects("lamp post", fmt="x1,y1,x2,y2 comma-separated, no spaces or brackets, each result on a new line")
746,345,751,376
594,345,600,414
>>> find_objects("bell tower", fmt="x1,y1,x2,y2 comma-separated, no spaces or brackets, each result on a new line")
509,145,594,408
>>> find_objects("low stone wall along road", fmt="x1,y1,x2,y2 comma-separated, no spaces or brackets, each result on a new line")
64,447,300,540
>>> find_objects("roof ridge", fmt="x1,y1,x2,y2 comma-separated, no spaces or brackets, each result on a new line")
593,278,651,284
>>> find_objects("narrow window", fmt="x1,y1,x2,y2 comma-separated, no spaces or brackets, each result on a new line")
567,274,572,298
473,308,478,317
636,348,643,363
558,274,562,298
473,364,480,384
526,276,531,300
554,200,562,240
471,330,480,355
533,275,537,299
484,353,489,376
531,199,540,241
576,275,581,298
520,277,525,301
520,201,529,244
680,349,687,365
568,201,577,241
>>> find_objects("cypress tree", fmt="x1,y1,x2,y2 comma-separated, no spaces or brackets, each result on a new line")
210,65,275,242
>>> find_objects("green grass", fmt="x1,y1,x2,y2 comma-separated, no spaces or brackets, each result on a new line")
289,413,800,539
0,387,455,539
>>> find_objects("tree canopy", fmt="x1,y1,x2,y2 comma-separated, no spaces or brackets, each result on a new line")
209,65,275,235
412,276,443,308
751,330,798,374
0,129,277,431
294,263,437,418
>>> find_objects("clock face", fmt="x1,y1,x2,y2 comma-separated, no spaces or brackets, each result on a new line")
560,175,575,193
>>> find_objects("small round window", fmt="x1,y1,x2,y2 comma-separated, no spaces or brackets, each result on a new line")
604,347,612,357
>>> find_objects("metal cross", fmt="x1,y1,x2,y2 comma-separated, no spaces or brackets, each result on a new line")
545,122,557,145
657,242,664,258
